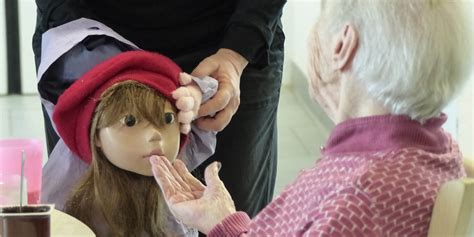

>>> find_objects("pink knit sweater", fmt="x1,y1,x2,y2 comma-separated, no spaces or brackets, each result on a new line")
209,114,466,236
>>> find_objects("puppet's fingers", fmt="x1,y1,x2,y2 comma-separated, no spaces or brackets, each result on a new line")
178,111,194,123
180,124,191,134
179,72,193,85
172,87,191,100
176,97,195,111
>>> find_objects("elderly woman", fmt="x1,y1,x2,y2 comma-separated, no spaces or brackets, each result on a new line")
150,0,473,236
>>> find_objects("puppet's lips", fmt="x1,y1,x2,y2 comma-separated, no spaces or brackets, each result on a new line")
144,149,164,158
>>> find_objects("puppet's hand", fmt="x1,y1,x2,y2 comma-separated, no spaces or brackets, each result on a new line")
172,73,203,134
150,156,236,234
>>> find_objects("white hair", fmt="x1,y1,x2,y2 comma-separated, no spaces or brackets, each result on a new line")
321,0,473,122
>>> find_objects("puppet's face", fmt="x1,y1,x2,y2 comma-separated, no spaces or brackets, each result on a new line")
96,100,180,176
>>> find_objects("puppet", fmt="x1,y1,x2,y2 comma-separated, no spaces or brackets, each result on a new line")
50,50,215,236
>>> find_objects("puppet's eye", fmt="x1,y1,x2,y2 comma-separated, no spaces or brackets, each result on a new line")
165,112,175,124
123,114,137,127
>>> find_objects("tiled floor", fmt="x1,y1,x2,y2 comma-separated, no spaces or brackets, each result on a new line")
0,86,332,197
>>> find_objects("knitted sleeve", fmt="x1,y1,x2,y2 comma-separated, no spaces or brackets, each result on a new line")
303,187,380,236
208,212,251,237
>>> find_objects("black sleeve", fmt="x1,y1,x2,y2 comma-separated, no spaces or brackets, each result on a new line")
220,0,287,67
33,0,78,68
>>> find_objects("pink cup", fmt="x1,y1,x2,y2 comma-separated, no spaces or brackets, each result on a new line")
0,139,44,204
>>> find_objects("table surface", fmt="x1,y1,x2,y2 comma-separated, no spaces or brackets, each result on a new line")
51,209,95,236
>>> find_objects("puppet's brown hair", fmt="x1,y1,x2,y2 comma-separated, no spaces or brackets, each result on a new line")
64,80,175,236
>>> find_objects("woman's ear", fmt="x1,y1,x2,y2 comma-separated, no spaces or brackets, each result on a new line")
332,24,358,71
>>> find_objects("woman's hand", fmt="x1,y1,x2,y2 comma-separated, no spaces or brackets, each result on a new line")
191,48,248,132
172,73,203,134
150,156,237,234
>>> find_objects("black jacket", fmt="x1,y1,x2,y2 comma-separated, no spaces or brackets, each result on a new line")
34,0,286,68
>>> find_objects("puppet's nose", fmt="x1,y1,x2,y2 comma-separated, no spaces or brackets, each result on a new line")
148,127,163,142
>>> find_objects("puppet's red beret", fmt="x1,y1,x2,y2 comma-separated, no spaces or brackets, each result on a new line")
53,50,187,164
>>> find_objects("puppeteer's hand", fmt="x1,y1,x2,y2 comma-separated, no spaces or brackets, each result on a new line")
172,73,203,134
192,48,248,132
150,156,236,234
